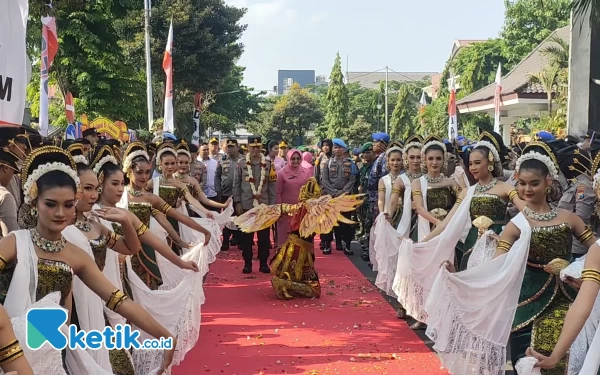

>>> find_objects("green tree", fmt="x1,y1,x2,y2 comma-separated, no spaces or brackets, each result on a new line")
529,64,561,112
451,39,508,94
341,116,373,147
324,52,349,138
28,0,146,125
115,0,246,135
501,0,571,65
246,96,279,140
389,85,419,140
271,84,323,145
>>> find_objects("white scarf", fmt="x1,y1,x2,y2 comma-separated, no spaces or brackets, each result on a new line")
4,231,114,374
391,185,475,322
395,174,413,237
417,176,431,241
61,225,112,371
424,213,531,375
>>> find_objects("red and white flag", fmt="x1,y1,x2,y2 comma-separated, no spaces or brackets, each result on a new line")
65,91,75,124
162,21,174,133
39,16,59,136
493,63,502,134
0,0,29,126
448,76,458,140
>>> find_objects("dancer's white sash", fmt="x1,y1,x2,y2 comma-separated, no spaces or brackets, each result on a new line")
424,213,531,375
417,176,431,241
373,215,401,297
62,225,112,371
6,292,115,375
3,231,114,374
560,254,600,375
392,185,475,322
395,174,413,237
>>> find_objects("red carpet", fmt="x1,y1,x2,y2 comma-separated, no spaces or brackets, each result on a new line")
173,245,448,375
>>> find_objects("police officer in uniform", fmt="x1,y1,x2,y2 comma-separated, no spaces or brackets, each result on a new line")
217,138,242,250
358,142,375,260
557,144,595,258
232,136,276,273
320,138,357,255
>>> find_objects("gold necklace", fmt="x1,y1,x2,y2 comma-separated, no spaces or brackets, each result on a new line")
30,228,67,253
128,187,144,197
159,175,172,184
75,217,92,232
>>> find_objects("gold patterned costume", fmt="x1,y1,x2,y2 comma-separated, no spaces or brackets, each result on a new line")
510,223,576,375
234,178,363,299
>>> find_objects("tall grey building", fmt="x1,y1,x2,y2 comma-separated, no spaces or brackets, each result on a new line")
277,70,316,94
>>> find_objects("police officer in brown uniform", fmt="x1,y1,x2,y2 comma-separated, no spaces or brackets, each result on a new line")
320,138,356,255
557,144,596,258
217,138,243,250
233,136,276,273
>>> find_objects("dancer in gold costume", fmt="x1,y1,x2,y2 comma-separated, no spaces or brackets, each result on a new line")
234,177,363,300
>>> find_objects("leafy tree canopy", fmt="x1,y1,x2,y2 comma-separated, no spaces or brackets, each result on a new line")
501,0,571,65
271,84,323,146
451,39,508,94
324,52,349,138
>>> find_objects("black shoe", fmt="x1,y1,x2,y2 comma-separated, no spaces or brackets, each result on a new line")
221,245,230,251
259,264,270,273
242,263,252,274
361,251,370,261
343,247,354,255
323,247,332,255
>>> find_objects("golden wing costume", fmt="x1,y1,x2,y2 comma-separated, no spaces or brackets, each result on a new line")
233,178,364,300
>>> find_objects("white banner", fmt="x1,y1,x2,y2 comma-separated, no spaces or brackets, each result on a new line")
39,16,59,137
192,93,201,146
0,0,29,126
162,21,174,133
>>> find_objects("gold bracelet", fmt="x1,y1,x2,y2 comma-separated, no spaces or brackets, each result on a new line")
577,227,594,243
453,186,462,195
0,255,6,272
160,203,172,214
412,190,422,197
135,223,149,236
0,340,24,364
378,188,385,192
455,198,463,205
392,188,402,194
497,240,513,252
581,275,600,286
106,232,121,248
582,269,600,279
179,187,190,196
151,208,161,216
106,289,129,312
508,189,518,202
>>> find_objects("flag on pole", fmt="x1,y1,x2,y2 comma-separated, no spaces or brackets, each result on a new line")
448,76,458,140
493,63,502,134
39,16,59,137
65,91,75,124
192,93,202,146
419,91,427,126
0,0,29,126
162,21,174,133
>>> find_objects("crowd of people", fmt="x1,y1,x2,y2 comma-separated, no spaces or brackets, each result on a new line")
0,123,600,375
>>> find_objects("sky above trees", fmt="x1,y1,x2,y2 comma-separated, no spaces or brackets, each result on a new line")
226,0,506,90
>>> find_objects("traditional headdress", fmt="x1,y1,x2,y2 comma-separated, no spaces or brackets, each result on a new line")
21,146,80,206
522,141,560,171
0,147,20,172
515,150,559,180
175,140,192,159
122,142,150,172
421,135,447,159
474,132,503,174
386,141,404,157
90,146,119,185
67,143,89,165
402,135,424,154
556,145,591,181
156,143,177,161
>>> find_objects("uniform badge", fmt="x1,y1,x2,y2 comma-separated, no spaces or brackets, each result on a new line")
576,185,586,201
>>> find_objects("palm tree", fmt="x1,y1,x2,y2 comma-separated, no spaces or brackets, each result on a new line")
528,65,561,113
540,36,570,69
572,0,599,25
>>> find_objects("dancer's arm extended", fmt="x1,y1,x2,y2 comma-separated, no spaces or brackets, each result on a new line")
527,244,600,369
411,179,439,226
0,305,33,375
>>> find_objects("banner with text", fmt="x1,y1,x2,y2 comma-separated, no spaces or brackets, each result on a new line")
0,0,29,126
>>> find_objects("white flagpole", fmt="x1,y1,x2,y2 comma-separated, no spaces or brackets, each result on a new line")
144,0,154,132
162,21,174,133
493,63,502,134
